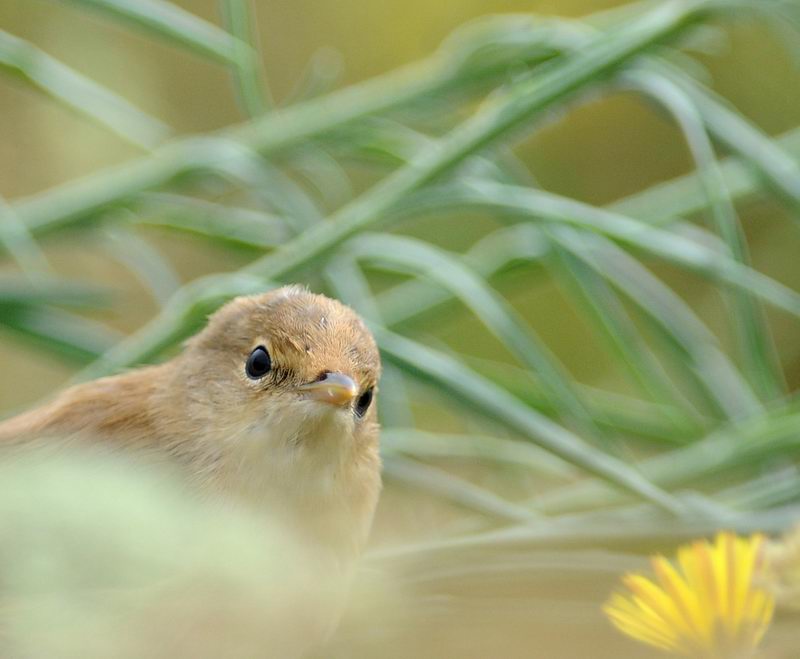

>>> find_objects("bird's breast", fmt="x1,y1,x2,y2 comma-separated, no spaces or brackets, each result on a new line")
195,402,380,563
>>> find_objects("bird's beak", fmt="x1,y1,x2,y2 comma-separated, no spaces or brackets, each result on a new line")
297,372,358,408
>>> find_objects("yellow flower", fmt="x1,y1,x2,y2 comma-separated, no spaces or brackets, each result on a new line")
603,532,774,659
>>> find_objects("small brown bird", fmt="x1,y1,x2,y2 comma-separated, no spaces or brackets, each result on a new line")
0,285,382,655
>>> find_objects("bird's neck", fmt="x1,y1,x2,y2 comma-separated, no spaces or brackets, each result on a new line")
208,424,382,566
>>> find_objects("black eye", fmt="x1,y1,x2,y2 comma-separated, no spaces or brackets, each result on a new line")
354,387,373,418
246,346,271,379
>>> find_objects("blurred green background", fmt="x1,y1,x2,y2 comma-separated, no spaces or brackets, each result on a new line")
2,0,799,410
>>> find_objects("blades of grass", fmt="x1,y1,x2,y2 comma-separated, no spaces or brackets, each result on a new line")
8,12,572,238
734,0,800,39
282,47,344,105
6,5,795,248
220,0,272,116
436,13,586,78
323,255,383,322
380,428,575,478
74,272,270,380
8,138,228,240
610,127,800,223
377,224,550,328
346,233,609,446
60,0,240,64
0,306,121,363
547,227,699,417
465,356,705,443
0,30,170,150
11,136,307,242
15,1,711,258
243,32,351,216
288,147,353,211
133,193,290,249
372,503,800,559
11,140,199,239
14,3,784,255
376,327,684,514
327,113,543,213
537,402,800,513
759,4,800,66
437,10,800,225
555,231,760,419
47,201,545,325
234,155,323,233
446,180,800,320
520,12,800,221
157,138,323,234
640,408,800,486
327,118,437,169
383,454,540,523
101,225,181,307
329,117,524,186
243,0,713,276
377,559,653,611
0,195,51,277
654,63,800,212
721,467,800,510
0,277,108,308
398,179,781,417
626,68,785,401
375,364,416,429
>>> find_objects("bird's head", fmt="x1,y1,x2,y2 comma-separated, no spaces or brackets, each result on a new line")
171,284,380,445
159,286,382,528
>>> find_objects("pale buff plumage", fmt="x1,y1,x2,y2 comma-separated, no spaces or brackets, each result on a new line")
0,285,382,657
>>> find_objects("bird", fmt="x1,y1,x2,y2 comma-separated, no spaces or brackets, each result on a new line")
0,284,383,656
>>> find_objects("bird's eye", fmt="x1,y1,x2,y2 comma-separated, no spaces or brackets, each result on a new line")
246,346,272,379
354,387,373,418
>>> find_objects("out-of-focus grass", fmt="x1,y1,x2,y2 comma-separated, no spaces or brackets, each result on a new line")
1,0,800,656
0,448,332,659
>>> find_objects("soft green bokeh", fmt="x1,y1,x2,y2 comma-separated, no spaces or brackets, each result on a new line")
1,0,799,408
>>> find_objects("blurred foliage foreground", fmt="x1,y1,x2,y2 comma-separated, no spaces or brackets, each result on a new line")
3,0,800,657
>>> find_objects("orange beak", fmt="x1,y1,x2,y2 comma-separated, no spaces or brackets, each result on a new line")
297,372,358,407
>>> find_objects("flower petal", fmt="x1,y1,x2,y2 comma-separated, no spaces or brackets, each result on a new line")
604,533,775,658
